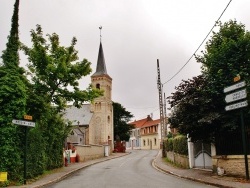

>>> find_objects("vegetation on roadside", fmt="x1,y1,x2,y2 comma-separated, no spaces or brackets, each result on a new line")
164,135,188,156
0,0,101,183
168,20,250,145
113,102,134,141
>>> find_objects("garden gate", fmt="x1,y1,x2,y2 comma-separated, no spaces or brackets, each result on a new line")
193,141,212,169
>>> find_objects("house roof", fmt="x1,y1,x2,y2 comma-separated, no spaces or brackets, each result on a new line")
92,42,108,77
63,104,93,126
73,128,84,135
141,119,160,128
129,115,153,128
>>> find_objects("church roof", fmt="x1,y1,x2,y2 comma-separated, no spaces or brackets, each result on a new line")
63,104,93,126
92,42,108,77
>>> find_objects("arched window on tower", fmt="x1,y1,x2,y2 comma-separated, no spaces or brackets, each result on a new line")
96,83,100,89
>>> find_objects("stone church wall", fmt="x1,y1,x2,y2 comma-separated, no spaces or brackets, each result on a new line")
75,144,104,162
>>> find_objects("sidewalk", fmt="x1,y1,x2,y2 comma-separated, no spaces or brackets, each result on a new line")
8,150,250,188
8,152,129,188
153,151,250,188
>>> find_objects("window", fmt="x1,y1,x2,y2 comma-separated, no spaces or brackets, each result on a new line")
96,83,100,89
143,140,146,146
107,116,110,123
154,138,157,145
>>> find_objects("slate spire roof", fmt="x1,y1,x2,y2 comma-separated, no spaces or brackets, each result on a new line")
92,42,108,76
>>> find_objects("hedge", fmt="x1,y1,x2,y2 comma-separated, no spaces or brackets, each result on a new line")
164,135,188,155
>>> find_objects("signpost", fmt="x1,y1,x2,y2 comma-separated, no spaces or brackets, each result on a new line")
223,80,246,93
224,77,249,180
225,100,248,111
12,119,35,127
24,115,32,121
225,89,247,103
12,116,35,185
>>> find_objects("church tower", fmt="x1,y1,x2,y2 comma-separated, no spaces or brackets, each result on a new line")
89,32,113,147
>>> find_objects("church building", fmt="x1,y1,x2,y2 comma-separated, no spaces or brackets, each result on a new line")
64,40,113,148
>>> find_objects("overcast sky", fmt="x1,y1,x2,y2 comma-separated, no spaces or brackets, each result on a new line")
1,0,250,120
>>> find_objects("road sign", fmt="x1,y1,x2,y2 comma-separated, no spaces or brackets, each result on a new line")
225,89,247,103
234,75,241,82
223,81,246,93
225,100,248,111
24,115,32,120
12,119,35,127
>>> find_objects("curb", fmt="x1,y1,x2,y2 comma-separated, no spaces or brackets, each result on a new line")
152,151,234,188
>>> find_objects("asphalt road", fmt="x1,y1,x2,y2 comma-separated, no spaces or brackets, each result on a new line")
45,150,217,188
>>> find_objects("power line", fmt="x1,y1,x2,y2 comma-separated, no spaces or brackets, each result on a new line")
162,0,233,85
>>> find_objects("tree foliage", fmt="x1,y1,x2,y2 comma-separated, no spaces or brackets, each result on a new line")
0,0,27,180
21,25,102,178
113,102,134,141
21,25,102,111
168,20,250,142
1,1,101,181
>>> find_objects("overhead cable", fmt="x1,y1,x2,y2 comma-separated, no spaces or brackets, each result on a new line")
162,0,233,85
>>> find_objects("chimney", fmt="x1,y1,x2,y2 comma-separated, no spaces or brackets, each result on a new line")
147,115,152,121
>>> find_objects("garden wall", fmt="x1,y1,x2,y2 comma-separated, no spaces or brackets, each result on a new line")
212,155,250,177
166,151,189,168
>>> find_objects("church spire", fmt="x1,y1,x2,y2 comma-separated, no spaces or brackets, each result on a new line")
92,26,108,76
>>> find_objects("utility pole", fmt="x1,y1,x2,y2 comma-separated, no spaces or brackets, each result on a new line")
164,93,168,137
157,59,165,155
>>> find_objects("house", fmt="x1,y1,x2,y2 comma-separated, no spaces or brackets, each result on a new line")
140,118,161,150
64,104,92,145
126,116,151,149
126,115,163,150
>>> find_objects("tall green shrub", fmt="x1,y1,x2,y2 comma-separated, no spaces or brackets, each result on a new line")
173,135,188,155
165,138,173,152
0,0,27,180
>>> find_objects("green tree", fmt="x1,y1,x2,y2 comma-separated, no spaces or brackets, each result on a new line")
0,0,27,180
168,20,250,142
168,75,220,142
21,25,102,112
21,25,102,176
113,102,134,141
196,20,250,131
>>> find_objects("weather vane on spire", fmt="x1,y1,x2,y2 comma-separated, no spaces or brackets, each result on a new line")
99,26,102,42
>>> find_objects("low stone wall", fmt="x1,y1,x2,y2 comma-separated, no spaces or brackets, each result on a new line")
75,144,104,162
212,155,250,177
166,151,189,168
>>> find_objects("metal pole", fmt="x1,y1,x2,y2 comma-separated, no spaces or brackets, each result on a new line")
240,109,249,180
24,126,27,184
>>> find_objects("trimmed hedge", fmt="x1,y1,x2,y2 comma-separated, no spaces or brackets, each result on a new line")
164,135,188,155
165,138,173,152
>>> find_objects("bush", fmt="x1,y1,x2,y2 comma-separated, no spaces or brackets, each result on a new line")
173,135,188,155
165,138,173,152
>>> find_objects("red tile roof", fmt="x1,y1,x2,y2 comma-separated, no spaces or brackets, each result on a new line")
129,116,160,128
141,119,160,128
